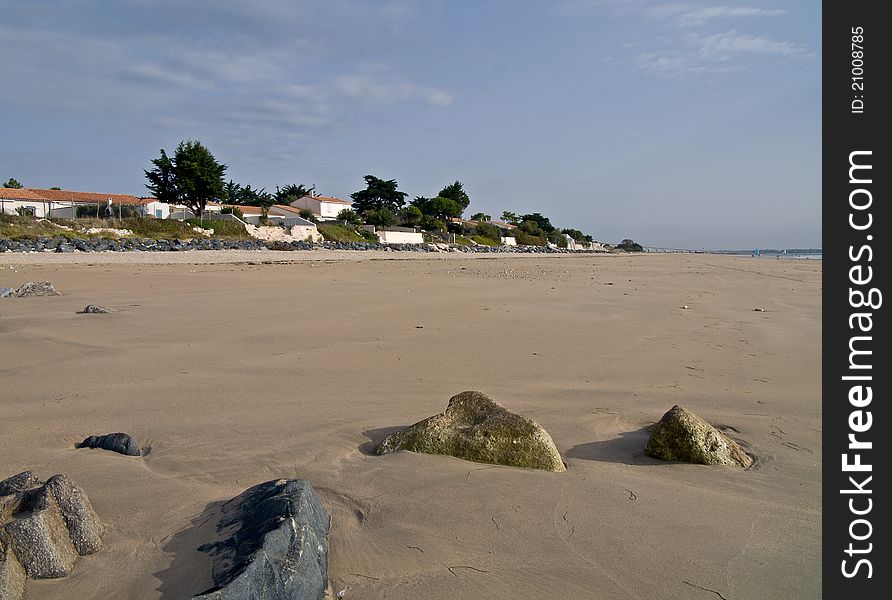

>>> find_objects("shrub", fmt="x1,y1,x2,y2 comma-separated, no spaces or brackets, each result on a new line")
221,205,244,220
299,208,316,221
337,209,361,225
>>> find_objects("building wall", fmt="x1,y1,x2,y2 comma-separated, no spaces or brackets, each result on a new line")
501,236,517,246
377,230,424,244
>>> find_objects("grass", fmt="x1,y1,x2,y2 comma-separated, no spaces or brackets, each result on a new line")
470,235,499,246
0,215,74,240
185,219,252,239
453,235,474,246
317,222,367,242
0,214,251,241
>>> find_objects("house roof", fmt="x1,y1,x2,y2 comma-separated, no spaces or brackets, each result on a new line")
271,204,304,214
226,205,264,215
0,188,48,201
27,188,147,205
303,195,351,205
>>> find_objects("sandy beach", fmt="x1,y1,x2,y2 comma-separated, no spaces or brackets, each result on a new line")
0,252,821,599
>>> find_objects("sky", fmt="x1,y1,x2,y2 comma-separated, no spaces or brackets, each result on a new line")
0,0,820,249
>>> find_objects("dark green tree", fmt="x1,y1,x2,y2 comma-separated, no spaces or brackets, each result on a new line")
398,205,423,226
365,207,396,228
501,211,519,225
3,178,23,189
470,212,491,222
428,196,462,221
337,208,362,225
350,175,407,215
562,228,593,243
275,184,314,203
145,140,226,219
437,180,470,213
520,212,555,233
617,238,644,252
223,180,242,204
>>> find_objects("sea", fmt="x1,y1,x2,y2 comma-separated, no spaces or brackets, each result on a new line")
644,248,822,260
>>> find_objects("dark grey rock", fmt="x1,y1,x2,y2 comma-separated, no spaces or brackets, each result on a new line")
76,432,141,456
11,282,61,297
0,471,41,497
0,471,103,589
78,304,117,314
195,479,330,599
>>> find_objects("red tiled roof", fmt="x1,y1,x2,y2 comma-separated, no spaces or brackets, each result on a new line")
272,204,303,214
27,188,148,205
225,205,263,214
0,188,48,201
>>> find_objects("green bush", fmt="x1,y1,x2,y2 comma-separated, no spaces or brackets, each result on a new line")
317,222,367,242
471,235,499,246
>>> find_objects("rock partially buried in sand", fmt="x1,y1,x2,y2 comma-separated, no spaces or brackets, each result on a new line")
195,479,331,599
78,304,117,314
9,282,61,298
645,405,752,468
376,391,566,472
76,433,141,456
0,287,13,299
0,471,103,599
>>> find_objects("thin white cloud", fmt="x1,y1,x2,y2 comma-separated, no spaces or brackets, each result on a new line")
672,6,786,27
695,29,805,58
335,74,455,106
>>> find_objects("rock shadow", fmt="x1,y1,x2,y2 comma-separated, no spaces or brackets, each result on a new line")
154,500,224,599
565,426,662,465
358,426,409,456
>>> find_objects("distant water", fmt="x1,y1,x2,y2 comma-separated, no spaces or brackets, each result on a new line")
644,248,822,260
717,249,822,260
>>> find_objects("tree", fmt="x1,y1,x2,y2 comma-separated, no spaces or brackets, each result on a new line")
520,212,555,233
475,221,502,242
501,211,519,225
437,180,470,213
337,208,361,225
50,186,61,190
562,228,593,243
365,207,396,228
299,208,315,221
470,212,491,222
145,140,226,219
420,215,446,231
350,175,407,215
223,180,242,204
398,205,422,226
3,178,23,189
427,196,462,221
617,238,644,252
275,184,314,203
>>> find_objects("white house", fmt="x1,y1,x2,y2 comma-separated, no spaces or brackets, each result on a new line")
288,194,352,221
1,188,51,217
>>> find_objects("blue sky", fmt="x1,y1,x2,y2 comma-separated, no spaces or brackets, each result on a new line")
0,0,820,248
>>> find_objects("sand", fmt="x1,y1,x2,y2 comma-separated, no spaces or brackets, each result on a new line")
0,251,822,599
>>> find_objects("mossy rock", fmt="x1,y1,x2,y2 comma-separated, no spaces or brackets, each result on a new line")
376,391,566,472
645,405,752,468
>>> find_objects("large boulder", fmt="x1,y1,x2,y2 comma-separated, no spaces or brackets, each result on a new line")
195,479,331,599
76,432,141,456
0,472,103,599
376,391,566,472
645,405,752,468
78,304,117,314
10,282,61,297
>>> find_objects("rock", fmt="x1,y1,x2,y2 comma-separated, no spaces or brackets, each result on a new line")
376,391,566,472
0,471,102,591
0,532,26,600
10,282,61,297
0,471,41,497
195,479,331,599
76,432,141,456
644,405,752,468
78,305,117,314
0,288,13,299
